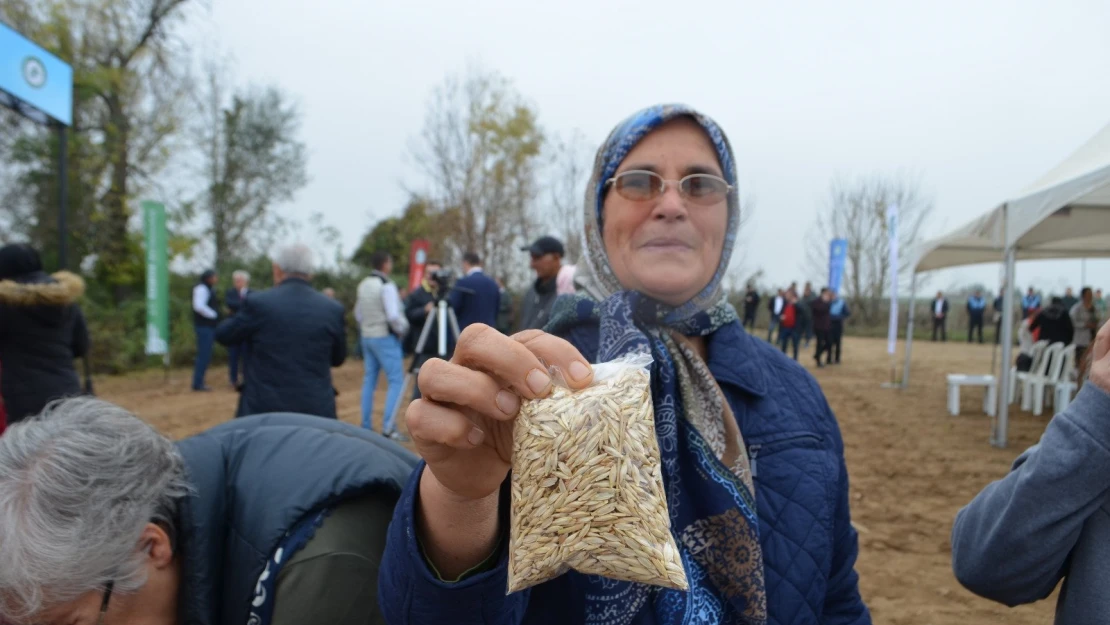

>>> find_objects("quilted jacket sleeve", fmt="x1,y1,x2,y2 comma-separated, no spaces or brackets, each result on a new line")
819,389,872,624
378,464,528,625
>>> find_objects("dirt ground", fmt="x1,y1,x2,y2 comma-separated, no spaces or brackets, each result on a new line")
95,335,1057,624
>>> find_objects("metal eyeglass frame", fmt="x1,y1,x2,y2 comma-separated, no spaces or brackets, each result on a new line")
605,170,733,205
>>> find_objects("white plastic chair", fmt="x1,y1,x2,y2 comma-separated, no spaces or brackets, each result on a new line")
1052,344,1079,412
1011,340,1049,405
1021,342,1062,412
1028,343,1069,416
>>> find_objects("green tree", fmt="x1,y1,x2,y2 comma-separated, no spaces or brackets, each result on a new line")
410,66,545,283
196,63,309,270
353,196,439,275
0,0,192,300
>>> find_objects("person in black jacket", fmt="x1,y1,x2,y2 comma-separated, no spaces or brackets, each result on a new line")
403,261,445,401
216,244,347,418
403,260,442,353
931,291,950,341
0,244,89,424
742,284,760,330
516,236,564,332
0,396,418,625
811,288,832,367
1030,297,1073,346
799,282,816,348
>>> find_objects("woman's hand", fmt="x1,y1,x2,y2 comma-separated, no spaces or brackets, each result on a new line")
407,325,595,502
405,325,594,578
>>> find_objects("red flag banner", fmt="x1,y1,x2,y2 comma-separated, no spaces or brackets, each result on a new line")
407,239,431,294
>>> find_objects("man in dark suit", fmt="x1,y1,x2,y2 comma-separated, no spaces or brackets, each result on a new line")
448,252,501,331
932,291,950,342
216,244,347,418
224,269,252,388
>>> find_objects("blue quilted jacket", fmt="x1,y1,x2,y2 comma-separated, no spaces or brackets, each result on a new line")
379,321,870,625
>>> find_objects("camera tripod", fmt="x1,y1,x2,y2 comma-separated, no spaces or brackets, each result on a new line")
389,297,463,427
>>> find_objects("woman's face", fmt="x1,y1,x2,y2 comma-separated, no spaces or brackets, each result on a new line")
601,118,729,307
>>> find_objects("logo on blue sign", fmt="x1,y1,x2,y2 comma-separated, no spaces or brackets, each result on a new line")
22,56,46,88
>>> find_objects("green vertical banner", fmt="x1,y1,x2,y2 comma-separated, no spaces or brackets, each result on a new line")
143,201,169,356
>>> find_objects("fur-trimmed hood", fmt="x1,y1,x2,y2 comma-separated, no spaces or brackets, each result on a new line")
0,271,86,307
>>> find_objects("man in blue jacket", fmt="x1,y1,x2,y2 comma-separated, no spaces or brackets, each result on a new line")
448,252,501,331
1021,287,1042,319
953,319,1110,624
216,244,347,418
966,290,987,344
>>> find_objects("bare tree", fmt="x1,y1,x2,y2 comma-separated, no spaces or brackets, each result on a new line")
409,66,544,284
804,173,933,326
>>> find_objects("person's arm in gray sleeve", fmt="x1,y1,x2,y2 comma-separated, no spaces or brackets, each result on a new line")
951,382,1110,605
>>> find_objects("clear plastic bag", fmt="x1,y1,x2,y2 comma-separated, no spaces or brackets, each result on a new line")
507,352,688,594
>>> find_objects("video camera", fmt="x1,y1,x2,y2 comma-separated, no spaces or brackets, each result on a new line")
428,268,455,300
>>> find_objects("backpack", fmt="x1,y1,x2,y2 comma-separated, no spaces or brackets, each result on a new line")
782,303,797,329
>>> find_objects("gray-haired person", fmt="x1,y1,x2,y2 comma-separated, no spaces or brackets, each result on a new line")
0,397,417,625
215,245,347,418
952,319,1110,624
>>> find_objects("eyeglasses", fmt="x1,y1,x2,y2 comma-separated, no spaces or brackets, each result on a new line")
606,170,732,206
95,581,113,625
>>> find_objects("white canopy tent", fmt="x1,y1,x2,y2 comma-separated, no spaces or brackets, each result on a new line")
903,121,1110,447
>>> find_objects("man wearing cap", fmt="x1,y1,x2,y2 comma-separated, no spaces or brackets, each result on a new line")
517,236,564,332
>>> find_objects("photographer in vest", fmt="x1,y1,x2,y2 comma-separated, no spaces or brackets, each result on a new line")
356,252,409,440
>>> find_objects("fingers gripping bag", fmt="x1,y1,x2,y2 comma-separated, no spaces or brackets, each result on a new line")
508,352,688,593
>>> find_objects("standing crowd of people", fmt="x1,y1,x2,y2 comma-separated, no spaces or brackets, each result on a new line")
744,281,852,367
182,237,582,442
928,285,1106,384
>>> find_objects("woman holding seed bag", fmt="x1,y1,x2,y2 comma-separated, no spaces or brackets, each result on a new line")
380,104,870,625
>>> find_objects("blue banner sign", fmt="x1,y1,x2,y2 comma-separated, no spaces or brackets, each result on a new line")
829,238,848,294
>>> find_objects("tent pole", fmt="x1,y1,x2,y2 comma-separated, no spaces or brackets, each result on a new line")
994,203,1015,448
902,270,918,388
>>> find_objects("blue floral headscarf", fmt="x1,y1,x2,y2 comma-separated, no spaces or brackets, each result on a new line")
548,104,767,624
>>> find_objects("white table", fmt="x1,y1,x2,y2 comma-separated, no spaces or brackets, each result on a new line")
947,374,997,417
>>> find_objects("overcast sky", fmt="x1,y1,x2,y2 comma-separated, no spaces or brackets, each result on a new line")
203,0,1110,296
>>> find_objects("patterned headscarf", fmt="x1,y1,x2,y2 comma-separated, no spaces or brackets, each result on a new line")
548,104,767,624
575,106,740,322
